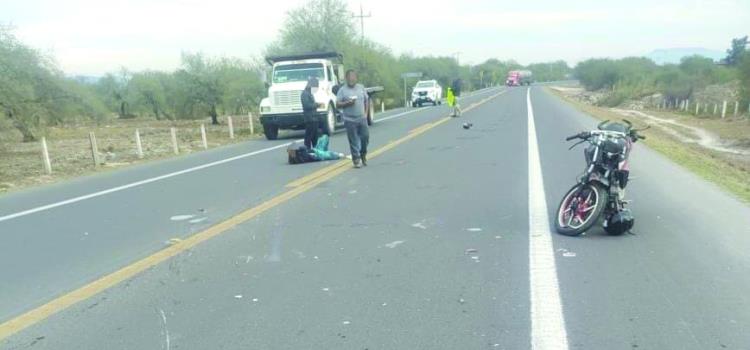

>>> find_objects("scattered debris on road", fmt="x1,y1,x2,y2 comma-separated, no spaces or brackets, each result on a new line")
466,227,482,232
188,217,207,224
234,295,243,299
165,238,182,245
170,214,195,221
462,122,473,129
411,222,427,229
465,248,478,254
557,248,577,257
384,240,405,248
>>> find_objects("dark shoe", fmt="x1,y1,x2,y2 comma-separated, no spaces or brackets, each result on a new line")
361,154,367,166
353,158,362,168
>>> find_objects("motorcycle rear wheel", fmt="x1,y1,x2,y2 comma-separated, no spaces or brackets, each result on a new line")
555,182,608,236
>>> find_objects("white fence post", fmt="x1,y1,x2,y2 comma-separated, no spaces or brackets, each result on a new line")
89,131,99,167
41,136,51,175
381,101,385,113
721,100,727,119
170,127,179,155
200,124,208,150
713,103,718,115
248,112,254,135
695,102,700,115
227,116,234,139
135,129,144,159
685,99,690,111
734,101,739,117
704,103,708,114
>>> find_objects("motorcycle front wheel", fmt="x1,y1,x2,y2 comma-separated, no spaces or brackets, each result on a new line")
555,182,608,236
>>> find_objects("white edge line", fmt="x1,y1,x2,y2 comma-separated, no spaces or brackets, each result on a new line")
527,87,570,350
0,143,292,223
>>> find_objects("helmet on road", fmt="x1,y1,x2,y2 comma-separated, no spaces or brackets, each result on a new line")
604,209,634,235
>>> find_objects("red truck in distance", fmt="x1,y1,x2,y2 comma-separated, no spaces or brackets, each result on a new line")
506,70,533,86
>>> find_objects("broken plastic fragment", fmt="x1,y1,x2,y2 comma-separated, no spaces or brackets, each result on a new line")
384,240,405,248
234,295,243,299
466,228,482,232
189,217,207,224
411,222,427,230
170,215,194,221
165,238,182,245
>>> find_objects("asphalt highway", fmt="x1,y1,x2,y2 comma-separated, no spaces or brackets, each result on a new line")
1,86,748,349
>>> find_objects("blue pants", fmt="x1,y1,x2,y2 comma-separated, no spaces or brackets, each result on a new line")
344,119,369,160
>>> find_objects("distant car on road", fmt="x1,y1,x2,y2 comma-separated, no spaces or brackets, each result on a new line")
411,80,442,107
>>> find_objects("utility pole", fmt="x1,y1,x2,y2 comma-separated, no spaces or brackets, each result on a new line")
353,3,371,47
452,52,461,66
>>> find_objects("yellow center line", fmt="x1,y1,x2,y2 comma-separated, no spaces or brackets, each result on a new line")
0,88,506,341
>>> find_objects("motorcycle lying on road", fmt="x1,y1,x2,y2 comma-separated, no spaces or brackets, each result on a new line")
554,119,649,236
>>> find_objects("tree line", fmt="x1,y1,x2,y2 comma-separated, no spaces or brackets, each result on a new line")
0,0,573,143
573,36,749,107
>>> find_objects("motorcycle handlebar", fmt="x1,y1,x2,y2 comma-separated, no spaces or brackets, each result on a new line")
565,132,590,141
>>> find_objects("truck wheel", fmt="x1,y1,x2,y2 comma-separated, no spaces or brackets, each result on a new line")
367,101,375,126
323,104,336,135
263,124,279,140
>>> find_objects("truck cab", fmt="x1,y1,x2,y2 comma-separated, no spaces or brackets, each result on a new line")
259,52,344,140
506,70,533,86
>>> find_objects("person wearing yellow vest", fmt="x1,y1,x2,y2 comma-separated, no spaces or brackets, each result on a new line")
446,86,461,117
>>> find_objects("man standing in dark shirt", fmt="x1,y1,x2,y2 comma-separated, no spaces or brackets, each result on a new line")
336,70,369,168
301,77,320,149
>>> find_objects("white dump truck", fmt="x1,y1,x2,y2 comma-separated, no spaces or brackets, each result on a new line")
259,52,381,140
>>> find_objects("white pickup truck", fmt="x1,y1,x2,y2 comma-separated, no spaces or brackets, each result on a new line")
411,80,442,107
259,52,381,140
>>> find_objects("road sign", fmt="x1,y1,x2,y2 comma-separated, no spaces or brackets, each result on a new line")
401,72,422,78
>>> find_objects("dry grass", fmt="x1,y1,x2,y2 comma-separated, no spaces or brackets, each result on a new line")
0,116,263,194
548,87,750,203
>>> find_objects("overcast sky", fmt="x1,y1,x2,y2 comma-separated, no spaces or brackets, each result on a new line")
3,0,748,75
